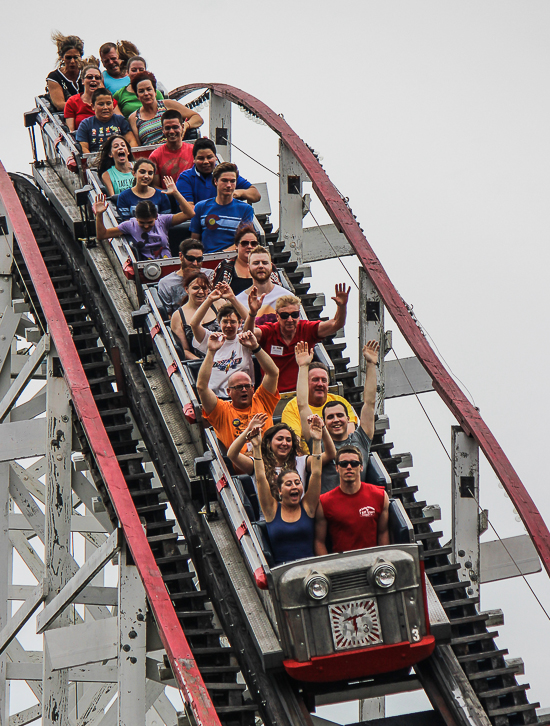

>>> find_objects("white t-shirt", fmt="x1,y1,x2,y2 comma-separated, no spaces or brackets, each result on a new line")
193,333,254,398
236,283,289,326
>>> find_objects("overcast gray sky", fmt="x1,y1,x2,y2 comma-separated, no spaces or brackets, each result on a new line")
2,0,549,720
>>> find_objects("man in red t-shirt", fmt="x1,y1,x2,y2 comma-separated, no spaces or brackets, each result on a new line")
244,285,350,392
314,445,390,554
150,110,194,189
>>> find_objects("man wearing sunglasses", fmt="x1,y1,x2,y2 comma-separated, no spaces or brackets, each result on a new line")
197,330,280,453
314,445,390,555
245,285,350,393
157,238,214,316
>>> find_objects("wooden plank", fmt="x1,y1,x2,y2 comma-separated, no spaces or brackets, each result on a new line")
169,83,550,579
0,582,45,654
37,529,120,634
7,662,118,682
10,387,47,422
9,584,118,606
8,513,107,534
0,334,49,422
481,534,541,583
8,703,41,726
44,618,118,670
0,419,46,461
385,357,434,398
0,166,220,726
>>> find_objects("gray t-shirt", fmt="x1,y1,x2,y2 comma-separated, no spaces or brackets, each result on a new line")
319,426,372,494
157,268,214,316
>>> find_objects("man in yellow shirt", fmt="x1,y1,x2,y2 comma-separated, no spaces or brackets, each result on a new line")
281,361,357,446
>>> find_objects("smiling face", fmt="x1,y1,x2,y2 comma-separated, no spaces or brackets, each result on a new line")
93,93,114,122
270,429,293,462
323,402,350,441
109,137,129,165
276,304,300,338
279,471,303,507
248,252,271,283
133,162,155,187
227,371,254,408
136,79,156,105
219,313,239,340
185,278,209,305
100,48,121,76
194,148,218,175
162,118,183,145
308,367,329,407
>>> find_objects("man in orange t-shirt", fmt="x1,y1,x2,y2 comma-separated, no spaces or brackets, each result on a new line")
197,330,280,452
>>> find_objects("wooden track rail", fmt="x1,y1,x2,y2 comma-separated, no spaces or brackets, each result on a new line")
0,162,221,726
171,82,550,578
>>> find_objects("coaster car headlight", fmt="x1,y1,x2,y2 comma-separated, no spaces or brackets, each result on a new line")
373,563,396,589
305,575,330,600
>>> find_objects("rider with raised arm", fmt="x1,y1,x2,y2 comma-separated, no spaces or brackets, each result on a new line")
250,414,324,566
197,331,280,452
299,340,380,493
243,285,350,393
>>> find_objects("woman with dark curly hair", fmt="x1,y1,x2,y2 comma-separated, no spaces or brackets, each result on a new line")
96,135,134,195
128,72,203,146
227,416,335,501
46,32,84,110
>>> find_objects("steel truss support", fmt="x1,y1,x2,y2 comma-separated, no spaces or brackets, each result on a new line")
0,283,180,726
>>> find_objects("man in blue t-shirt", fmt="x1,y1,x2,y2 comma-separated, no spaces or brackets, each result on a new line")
76,88,137,154
176,139,261,210
189,162,255,253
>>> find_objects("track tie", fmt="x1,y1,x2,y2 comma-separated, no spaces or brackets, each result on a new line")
162,572,195,582
426,563,461,576
457,648,508,663
135,503,167,515
156,554,190,566
476,683,530,698
146,532,179,544
447,613,492,626
467,663,524,680
487,703,540,718
451,630,499,646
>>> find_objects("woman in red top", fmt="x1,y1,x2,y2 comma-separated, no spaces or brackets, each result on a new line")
64,65,118,131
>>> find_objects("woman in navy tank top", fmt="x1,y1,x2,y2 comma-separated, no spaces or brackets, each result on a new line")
249,414,324,566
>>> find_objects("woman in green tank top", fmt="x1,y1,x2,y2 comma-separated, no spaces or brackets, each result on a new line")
96,135,134,196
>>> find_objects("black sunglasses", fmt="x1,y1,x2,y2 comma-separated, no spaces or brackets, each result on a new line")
184,254,203,263
228,384,253,391
337,460,361,469
278,311,300,320
239,240,256,247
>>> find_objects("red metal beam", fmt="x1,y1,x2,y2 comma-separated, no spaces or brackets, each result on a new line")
171,83,550,577
0,163,221,726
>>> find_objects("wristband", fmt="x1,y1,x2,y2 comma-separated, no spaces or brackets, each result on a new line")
251,345,261,354
253,457,262,461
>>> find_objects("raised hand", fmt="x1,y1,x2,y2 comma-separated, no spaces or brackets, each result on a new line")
246,427,262,448
295,340,313,367
162,176,176,194
93,193,108,216
363,340,380,366
308,413,324,440
238,330,259,350
207,287,224,302
246,413,268,433
248,286,266,316
207,332,226,352
216,281,233,299
331,283,350,308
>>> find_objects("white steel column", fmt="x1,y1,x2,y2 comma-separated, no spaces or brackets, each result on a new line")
209,93,231,162
0,220,13,726
451,426,481,599
43,353,72,726
117,543,147,726
279,141,304,263
358,268,385,415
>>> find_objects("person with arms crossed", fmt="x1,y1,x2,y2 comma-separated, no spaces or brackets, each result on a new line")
244,285,350,393
197,331,280,452
314,445,390,556
176,139,261,211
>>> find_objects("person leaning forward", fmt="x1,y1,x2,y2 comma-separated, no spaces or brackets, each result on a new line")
197,330,280,453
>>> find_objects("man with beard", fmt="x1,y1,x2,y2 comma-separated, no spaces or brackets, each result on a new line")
176,139,261,210
236,246,288,324
244,286,350,393
149,111,194,189
157,239,213,316
197,331,280,452
296,340,380,493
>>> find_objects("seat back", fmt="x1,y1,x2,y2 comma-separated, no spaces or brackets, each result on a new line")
252,521,275,569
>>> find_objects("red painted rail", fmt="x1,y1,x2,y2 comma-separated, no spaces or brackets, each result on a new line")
0,163,221,726
171,83,550,578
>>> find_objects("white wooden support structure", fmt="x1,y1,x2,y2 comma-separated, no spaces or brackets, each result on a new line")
279,141,305,263
209,92,232,162
358,269,386,415
451,426,481,598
